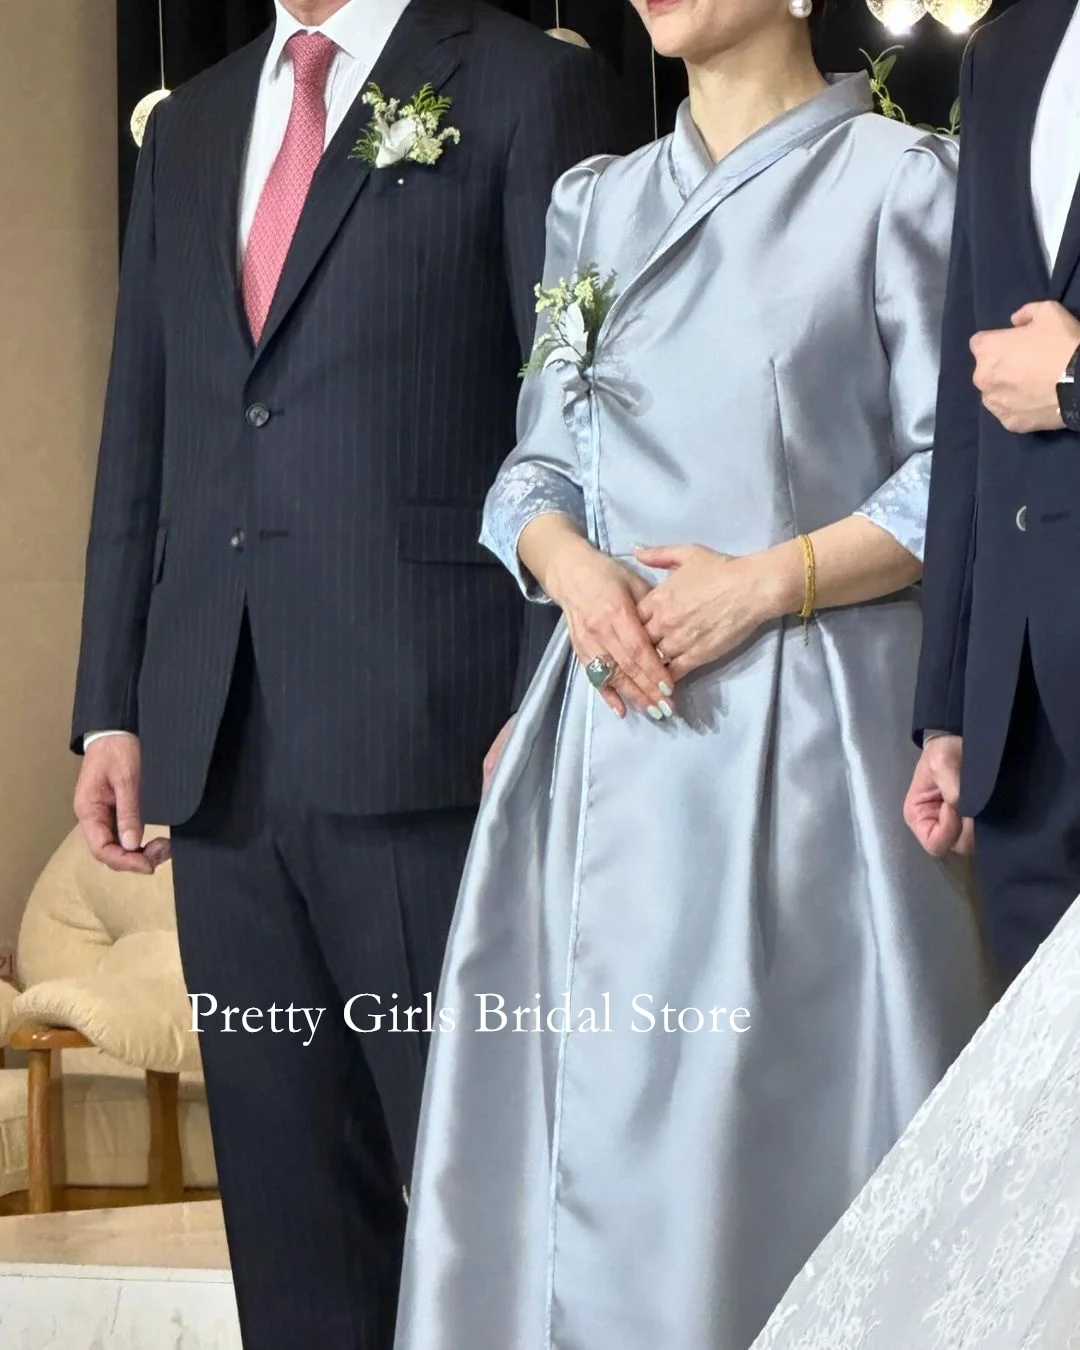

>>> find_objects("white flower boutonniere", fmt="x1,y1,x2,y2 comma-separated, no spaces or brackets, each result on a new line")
351,83,461,169
522,266,618,378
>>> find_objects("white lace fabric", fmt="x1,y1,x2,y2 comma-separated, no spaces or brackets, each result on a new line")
752,897,1080,1350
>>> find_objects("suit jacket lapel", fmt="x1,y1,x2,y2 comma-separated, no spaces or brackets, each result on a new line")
205,30,273,354
1002,0,1076,293
253,0,471,362
1051,164,1080,299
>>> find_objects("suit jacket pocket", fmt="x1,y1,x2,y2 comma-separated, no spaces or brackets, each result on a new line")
152,522,169,585
397,503,498,566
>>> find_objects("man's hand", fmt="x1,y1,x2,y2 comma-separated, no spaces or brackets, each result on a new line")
971,300,1080,434
904,734,974,859
74,734,170,873
483,718,516,795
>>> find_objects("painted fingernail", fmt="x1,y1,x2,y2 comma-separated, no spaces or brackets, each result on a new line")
658,700,674,719
647,706,663,721
659,681,674,697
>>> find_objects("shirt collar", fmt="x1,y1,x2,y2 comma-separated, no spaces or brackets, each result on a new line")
268,0,408,71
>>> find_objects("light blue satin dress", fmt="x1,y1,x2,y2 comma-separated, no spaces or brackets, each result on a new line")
395,75,989,1350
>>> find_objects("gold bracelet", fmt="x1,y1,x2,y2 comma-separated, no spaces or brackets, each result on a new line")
797,533,816,640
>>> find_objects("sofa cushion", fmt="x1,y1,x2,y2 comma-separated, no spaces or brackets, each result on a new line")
12,932,201,1074
18,827,174,987
0,1047,215,1198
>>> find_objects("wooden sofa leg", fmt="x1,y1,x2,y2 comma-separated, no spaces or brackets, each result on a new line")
146,1071,183,1204
26,1049,54,1214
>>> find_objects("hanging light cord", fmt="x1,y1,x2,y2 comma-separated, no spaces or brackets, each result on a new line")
158,0,167,88
651,46,659,141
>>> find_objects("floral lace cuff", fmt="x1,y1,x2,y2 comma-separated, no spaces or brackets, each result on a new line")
854,450,931,562
480,462,588,601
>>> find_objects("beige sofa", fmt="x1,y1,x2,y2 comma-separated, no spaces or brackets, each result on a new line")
0,827,216,1214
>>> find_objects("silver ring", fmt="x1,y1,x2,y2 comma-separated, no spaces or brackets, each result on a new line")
585,654,618,690
656,646,669,665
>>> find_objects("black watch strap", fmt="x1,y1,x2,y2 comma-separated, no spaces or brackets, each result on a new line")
1058,343,1080,432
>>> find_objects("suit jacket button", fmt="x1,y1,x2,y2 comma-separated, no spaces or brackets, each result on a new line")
1016,506,1028,532
230,529,245,551
246,403,271,428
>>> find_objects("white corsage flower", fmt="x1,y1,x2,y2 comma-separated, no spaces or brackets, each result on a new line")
372,114,422,168
523,267,618,378
541,302,589,371
352,83,461,170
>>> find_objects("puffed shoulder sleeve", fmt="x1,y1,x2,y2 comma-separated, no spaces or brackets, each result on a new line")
480,156,611,600
855,135,959,561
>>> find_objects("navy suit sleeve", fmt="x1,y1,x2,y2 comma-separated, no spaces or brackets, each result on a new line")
502,44,628,359
70,106,166,751
502,44,629,708
913,42,980,743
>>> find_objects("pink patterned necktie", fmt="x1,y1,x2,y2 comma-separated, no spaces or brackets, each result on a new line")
243,32,338,343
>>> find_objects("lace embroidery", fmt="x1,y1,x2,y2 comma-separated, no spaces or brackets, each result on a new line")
854,449,932,561
752,898,1080,1350
480,461,587,601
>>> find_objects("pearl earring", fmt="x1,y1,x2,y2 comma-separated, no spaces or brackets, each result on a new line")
788,0,813,15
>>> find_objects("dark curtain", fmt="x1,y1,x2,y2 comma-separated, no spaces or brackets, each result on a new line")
117,0,1018,233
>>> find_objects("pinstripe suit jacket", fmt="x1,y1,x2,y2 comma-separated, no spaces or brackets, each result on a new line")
71,0,626,823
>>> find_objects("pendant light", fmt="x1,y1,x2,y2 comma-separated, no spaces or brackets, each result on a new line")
865,0,928,33
925,0,993,31
131,0,171,147
546,1,589,48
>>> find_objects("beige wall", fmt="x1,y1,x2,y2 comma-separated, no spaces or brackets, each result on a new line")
0,0,118,975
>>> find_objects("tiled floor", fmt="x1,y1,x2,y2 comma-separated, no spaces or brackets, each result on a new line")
0,1202,241,1348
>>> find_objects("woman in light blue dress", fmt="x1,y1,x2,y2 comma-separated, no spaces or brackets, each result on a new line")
394,3,989,1348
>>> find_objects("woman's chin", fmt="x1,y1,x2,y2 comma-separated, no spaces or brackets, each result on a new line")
643,5,701,60
644,0,690,40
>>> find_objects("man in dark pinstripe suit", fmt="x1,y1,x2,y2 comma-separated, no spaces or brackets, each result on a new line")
70,1,625,1343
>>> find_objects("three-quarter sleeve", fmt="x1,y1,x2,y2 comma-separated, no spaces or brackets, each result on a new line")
480,156,611,600
855,135,959,561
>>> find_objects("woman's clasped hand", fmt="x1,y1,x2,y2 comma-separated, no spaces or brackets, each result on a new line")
542,533,674,720
541,528,791,720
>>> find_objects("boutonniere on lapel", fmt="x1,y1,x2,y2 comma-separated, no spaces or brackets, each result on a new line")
350,83,461,169
522,266,618,378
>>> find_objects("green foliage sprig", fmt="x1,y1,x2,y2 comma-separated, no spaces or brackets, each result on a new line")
862,48,961,137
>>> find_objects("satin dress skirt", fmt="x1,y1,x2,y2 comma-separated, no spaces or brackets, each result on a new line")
395,600,989,1350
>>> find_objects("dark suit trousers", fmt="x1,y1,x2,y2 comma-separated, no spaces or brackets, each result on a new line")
975,639,1080,986
170,625,474,1350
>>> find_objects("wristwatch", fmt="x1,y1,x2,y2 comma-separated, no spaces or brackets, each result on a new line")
1056,343,1080,432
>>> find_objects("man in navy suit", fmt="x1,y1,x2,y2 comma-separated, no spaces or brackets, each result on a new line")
906,0,1080,985
70,1,624,1344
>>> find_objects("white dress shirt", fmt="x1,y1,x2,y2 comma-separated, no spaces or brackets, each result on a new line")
84,0,410,753
1031,0,1080,271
